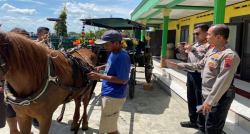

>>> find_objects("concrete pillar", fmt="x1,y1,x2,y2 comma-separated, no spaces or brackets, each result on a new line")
213,0,226,24
160,8,172,68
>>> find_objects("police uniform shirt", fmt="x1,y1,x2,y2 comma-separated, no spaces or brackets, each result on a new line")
187,40,211,64
177,43,240,106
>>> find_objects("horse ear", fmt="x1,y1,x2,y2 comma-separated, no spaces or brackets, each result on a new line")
0,31,10,44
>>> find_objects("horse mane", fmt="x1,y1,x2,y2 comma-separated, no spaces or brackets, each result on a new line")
0,31,71,92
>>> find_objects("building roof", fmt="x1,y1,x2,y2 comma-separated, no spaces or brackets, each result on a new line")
80,18,149,30
131,0,246,26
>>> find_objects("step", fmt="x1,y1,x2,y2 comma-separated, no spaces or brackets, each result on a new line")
152,56,250,134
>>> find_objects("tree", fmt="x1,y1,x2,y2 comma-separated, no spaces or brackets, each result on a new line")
54,5,68,36
122,30,131,37
68,32,77,36
96,29,108,38
83,28,96,40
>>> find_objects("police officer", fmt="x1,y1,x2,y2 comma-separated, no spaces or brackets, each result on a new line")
176,24,211,131
166,24,240,134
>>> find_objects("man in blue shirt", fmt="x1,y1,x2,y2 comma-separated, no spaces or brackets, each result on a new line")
87,30,130,134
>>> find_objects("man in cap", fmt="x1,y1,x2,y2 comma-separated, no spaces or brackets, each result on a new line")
166,24,240,134
87,30,130,134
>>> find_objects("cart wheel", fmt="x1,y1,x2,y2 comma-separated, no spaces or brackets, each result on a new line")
145,54,153,83
129,68,136,99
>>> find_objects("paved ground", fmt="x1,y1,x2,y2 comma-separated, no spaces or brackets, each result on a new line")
0,67,198,134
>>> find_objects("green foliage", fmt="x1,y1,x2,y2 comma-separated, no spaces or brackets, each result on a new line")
68,32,78,35
82,28,95,39
54,5,68,36
97,29,108,38
82,28,108,40
122,30,131,37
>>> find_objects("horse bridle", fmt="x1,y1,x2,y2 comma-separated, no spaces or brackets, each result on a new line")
0,55,8,77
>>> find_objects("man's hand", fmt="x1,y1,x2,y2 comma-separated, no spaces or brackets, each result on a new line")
86,72,101,80
177,43,184,51
95,66,101,72
184,43,193,52
196,102,212,115
165,60,178,69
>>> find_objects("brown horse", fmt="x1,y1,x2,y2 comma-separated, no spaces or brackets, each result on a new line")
0,31,97,134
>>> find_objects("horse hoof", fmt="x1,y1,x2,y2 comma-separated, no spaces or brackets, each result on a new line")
82,125,88,131
70,125,77,131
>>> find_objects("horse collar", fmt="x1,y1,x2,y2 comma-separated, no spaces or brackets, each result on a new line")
4,58,55,106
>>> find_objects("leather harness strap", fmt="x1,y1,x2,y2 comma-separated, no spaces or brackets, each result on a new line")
4,58,55,106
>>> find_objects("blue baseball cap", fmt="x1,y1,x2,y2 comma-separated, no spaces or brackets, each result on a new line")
95,30,122,44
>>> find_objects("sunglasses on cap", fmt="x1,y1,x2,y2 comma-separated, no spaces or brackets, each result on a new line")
193,33,200,36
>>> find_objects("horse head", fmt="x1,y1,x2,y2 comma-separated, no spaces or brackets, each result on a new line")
0,30,49,96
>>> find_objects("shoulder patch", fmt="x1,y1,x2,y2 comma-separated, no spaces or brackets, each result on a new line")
199,48,203,51
224,57,234,68
214,55,219,58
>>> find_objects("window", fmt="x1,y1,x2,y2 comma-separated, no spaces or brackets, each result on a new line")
180,25,189,42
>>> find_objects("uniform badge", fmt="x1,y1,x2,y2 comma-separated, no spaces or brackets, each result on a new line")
214,55,219,58
210,45,215,49
210,68,214,73
208,62,214,67
199,48,203,51
217,51,223,55
206,52,209,55
220,46,225,51
202,43,208,46
224,57,234,68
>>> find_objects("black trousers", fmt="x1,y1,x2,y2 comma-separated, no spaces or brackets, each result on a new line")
186,72,205,131
0,93,7,128
204,87,235,134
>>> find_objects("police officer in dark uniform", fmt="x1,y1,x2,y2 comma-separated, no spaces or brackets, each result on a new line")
177,24,210,132
166,24,240,134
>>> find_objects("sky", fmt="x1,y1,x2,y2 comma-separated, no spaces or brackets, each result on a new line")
0,0,141,33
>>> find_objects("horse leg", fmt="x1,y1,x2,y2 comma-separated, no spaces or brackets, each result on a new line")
82,90,91,131
16,115,32,134
70,94,82,131
37,115,53,134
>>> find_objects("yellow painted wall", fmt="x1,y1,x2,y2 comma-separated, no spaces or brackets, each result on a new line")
159,1,250,47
